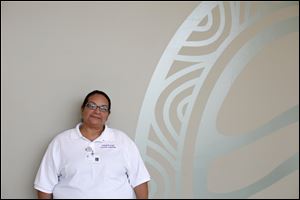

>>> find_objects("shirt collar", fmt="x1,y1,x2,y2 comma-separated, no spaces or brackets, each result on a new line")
71,123,115,142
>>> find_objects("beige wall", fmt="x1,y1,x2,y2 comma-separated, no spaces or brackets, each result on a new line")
1,1,298,199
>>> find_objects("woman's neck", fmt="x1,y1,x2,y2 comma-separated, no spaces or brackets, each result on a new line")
80,124,105,141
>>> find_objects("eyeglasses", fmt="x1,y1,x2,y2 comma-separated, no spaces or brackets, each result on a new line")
85,102,109,112
85,146,94,155
85,146,100,163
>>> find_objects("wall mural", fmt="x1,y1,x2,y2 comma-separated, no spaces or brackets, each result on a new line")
135,1,299,198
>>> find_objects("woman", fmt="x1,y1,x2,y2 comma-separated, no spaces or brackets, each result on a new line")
34,90,150,199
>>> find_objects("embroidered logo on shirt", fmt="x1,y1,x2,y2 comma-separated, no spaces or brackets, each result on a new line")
100,144,116,148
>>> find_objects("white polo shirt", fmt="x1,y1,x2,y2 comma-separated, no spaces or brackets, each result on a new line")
34,123,150,199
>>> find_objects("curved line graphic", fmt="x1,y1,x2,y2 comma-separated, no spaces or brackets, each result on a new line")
193,15,299,198
135,1,299,198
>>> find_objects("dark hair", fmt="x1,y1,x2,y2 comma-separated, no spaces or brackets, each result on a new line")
81,90,111,112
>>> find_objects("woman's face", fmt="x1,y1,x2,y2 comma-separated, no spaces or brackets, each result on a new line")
81,94,110,128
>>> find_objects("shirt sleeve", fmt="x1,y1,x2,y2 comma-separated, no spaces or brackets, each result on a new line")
34,137,61,193
125,138,151,188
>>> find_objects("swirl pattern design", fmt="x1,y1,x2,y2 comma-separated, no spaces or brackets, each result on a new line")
135,2,299,198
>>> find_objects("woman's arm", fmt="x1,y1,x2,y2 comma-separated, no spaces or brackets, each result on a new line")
37,190,53,199
134,182,149,199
